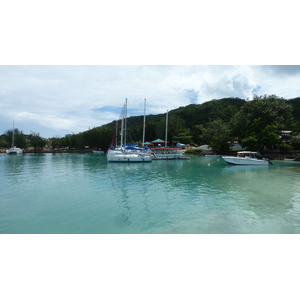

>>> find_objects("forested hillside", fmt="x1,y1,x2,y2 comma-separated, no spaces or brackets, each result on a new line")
2,96,300,152
44,96,300,151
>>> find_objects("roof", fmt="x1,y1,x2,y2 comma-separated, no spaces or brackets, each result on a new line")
152,139,165,143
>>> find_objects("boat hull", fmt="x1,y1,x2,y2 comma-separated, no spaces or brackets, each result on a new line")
107,156,152,162
222,156,270,165
6,148,23,154
150,148,183,160
152,153,181,160
107,151,152,163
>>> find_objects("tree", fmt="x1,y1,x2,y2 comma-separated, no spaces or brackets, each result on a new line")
231,94,294,150
3,128,27,149
201,119,233,153
173,129,193,145
240,121,280,151
28,132,46,150
191,124,204,145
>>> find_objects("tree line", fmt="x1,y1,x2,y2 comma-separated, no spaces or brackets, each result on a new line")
1,94,300,153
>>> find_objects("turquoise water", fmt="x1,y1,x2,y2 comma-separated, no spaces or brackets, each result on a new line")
1,153,300,233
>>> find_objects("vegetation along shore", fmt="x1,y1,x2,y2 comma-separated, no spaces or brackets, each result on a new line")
2,95,300,157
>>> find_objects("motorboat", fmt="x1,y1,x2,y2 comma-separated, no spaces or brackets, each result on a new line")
222,151,273,165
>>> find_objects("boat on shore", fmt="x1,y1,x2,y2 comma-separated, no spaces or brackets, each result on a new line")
222,151,273,165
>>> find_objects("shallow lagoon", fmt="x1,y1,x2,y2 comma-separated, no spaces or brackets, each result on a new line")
1,153,300,233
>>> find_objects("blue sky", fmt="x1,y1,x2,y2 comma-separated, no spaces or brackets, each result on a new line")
1,1,299,138
1,1,299,298
1,65,300,138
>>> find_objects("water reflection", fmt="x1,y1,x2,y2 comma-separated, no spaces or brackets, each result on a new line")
2,154,300,233
3,154,26,185
106,162,154,226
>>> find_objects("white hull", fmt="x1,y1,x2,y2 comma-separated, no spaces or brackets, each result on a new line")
152,153,182,160
150,149,183,160
6,147,23,154
222,156,270,165
107,150,152,163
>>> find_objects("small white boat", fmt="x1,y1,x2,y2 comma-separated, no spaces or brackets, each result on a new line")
222,151,273,165
92,150,104,154
6,146,23,154
6,122,23,154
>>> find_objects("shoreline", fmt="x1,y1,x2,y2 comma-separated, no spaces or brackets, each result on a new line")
0,149,98,154
1,149,300,161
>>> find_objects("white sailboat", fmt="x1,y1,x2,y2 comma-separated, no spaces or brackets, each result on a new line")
107,98,152,163
6,122,23,154
149,110,183,160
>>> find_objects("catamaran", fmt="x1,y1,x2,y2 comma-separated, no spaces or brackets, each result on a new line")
6,122,23,154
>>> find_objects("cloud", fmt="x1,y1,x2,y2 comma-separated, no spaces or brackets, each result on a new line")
1,65,300,137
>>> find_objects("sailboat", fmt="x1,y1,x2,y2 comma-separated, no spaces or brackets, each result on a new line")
6,122,23,154
148,110,183,160
107,98,152,163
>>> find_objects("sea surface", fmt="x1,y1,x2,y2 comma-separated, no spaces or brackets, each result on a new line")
1,153,300,234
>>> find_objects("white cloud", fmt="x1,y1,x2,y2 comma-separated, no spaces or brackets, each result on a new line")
1,65,300,137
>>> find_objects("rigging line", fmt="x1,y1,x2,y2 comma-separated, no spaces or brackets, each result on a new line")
169,113,180,135
148,114,161,139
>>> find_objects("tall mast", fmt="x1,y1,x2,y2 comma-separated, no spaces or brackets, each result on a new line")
165,110,168,148
115,120,118,147
12,121,15,147
120,100,125,149
124,98,127,150
142,98,146,147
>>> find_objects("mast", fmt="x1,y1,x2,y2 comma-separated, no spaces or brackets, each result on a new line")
12,121,15,147
124,98,127,150
115,120,118,147
120,100,125,149
142,98,146,147
165,110,168,147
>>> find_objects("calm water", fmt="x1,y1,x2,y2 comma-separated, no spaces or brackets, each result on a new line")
1,153,300,234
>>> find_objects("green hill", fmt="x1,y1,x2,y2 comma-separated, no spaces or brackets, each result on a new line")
50,96,300,151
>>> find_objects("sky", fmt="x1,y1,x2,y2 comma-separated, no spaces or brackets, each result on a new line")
1,65,300,138
2,1,300,297
1,1,299,139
